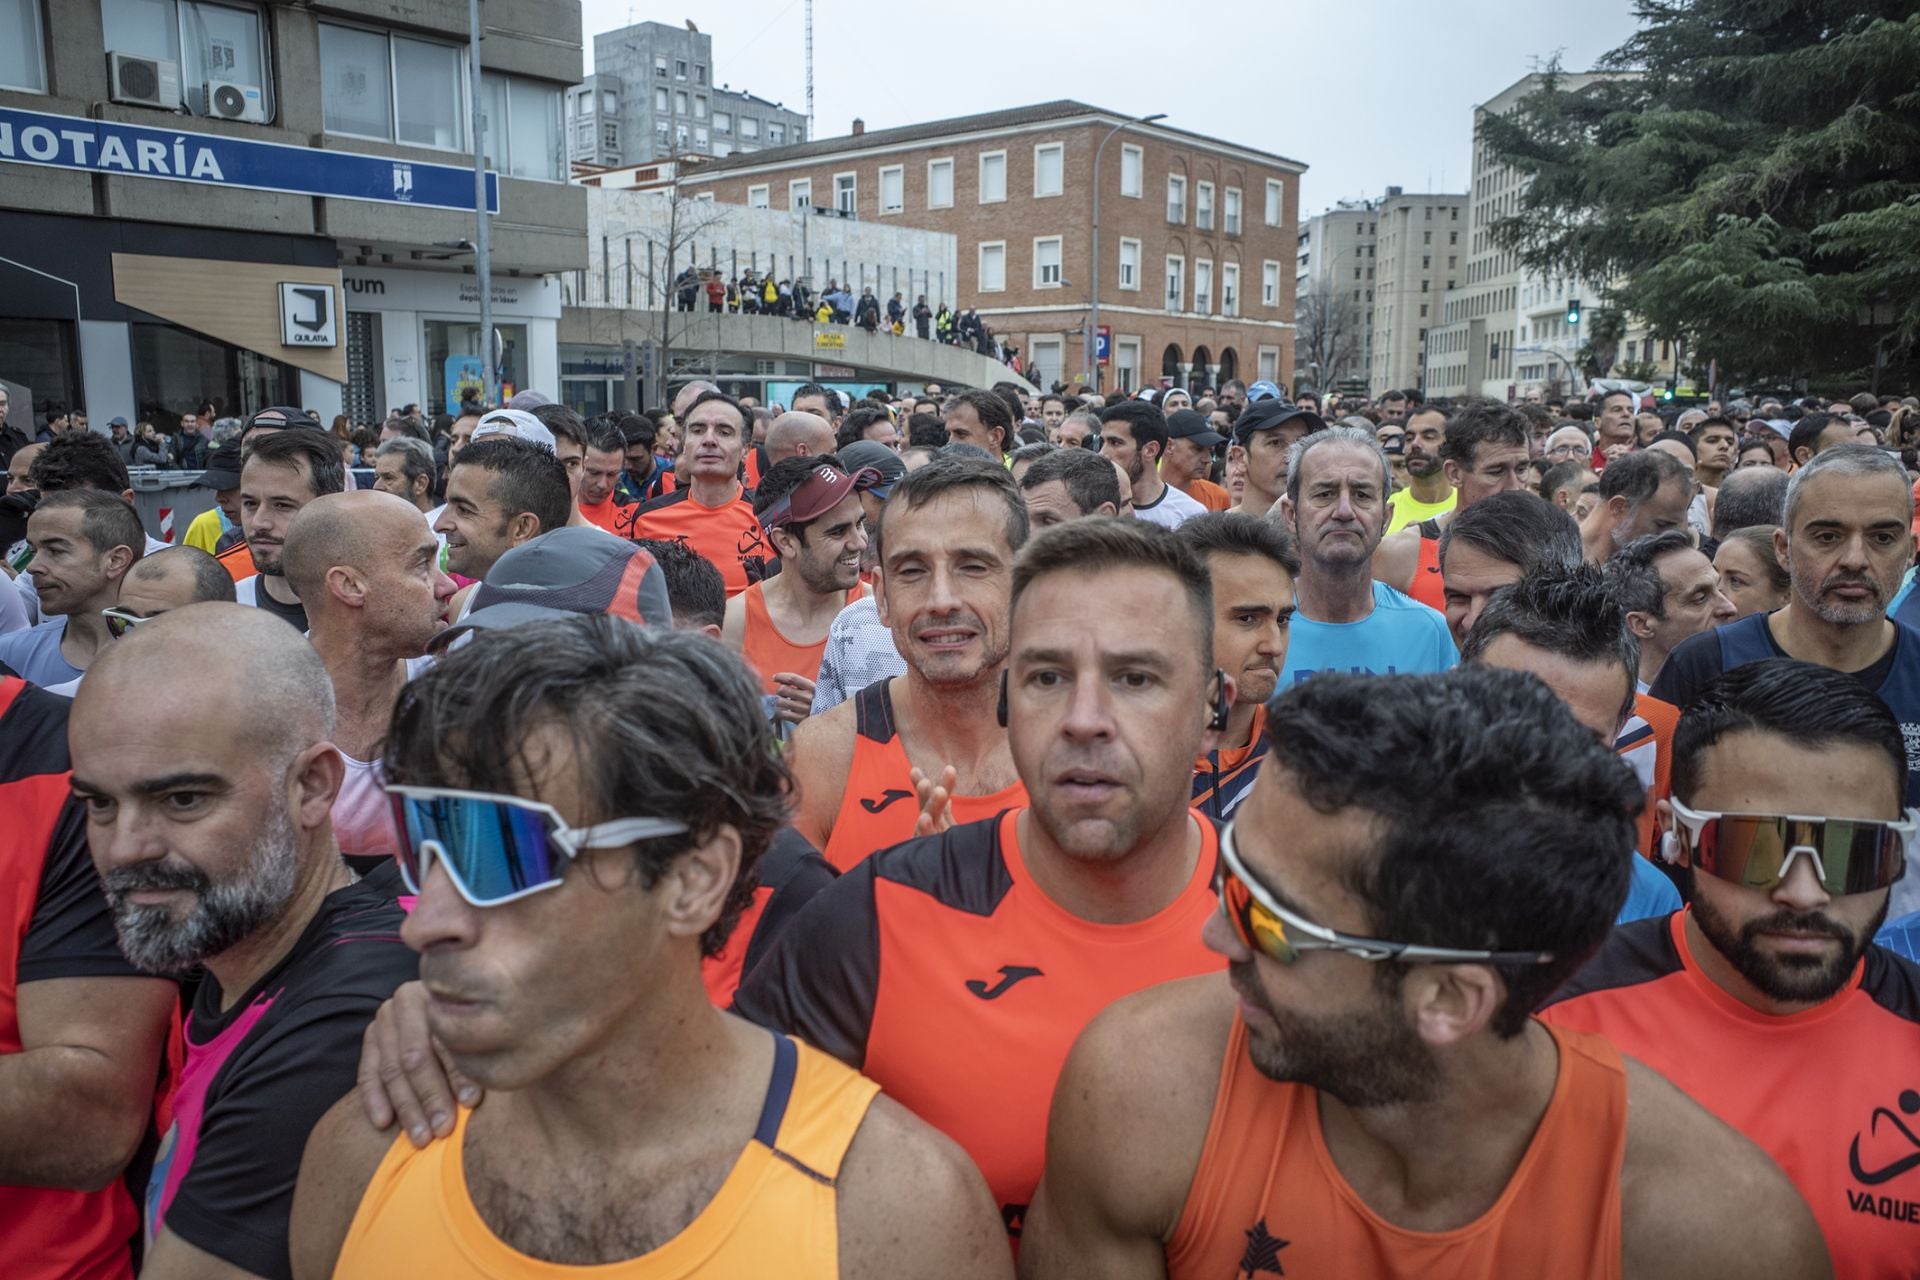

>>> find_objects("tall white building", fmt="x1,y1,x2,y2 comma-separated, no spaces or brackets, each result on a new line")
1295,199,1377,389
1369,189,1466,393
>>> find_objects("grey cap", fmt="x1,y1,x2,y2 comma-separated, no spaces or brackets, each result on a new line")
431,526,671,648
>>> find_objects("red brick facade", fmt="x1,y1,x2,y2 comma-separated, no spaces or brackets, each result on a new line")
660,105,1301,394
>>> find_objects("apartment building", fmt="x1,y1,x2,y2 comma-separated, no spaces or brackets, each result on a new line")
1294,200,1375,389
568,21,807,169
610,100,1304,393
0,0,587,425
1368,189,1466,393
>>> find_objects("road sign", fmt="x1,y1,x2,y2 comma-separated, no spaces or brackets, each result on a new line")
1095,324,1112,366
814,330,846,350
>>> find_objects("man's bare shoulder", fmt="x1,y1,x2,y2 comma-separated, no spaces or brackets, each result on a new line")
837,1093,1013,1280
1618,1058,1831,1280
1372,524,1421,588
289,1093,406,1280
786,692,861,843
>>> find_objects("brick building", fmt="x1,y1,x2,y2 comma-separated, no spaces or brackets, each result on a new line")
616,101,1303,394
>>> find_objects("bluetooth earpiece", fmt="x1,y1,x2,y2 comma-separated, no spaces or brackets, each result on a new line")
1659,830,1681,864
1209,668,1232,732
997,670,1009,728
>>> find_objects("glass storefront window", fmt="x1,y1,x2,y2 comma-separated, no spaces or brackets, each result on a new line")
0,318,79,426
425,319,526,415
128,321,300,428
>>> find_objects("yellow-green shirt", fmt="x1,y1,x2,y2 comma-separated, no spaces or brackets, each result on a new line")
1385,485,1457,534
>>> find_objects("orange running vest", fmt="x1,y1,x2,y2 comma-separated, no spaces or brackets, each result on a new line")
740,583,862,694
1408,519,1446,613
822,679,1027,871
1167,1016,1627,1279
333,1033,878,1278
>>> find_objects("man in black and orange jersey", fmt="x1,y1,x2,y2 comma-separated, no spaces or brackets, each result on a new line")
784,456,1029,871
0,671,176,1280
1543,659,1920,1278
529,404,595,529
734,519,1234,1239
1178,512,1296,822
724,457,872,725
1373,399,1533,613
627,391,769,596
574,419,630,534
1021,666,1828,1280
68,604,416,1280
296,618,1007,1279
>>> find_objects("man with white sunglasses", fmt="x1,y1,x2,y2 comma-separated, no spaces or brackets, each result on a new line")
1544,658,1920,1278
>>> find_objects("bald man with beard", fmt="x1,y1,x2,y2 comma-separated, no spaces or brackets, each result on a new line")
283,492,455,867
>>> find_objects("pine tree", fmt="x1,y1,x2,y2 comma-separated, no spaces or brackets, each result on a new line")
1479,1,1920,391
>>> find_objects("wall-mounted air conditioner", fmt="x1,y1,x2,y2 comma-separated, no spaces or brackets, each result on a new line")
108,52,181,110
204,80,266,122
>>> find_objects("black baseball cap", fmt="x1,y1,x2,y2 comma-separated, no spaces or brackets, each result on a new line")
196,441,244,489
1166,409,1227,448
243,406,322,435
1233,400,1327,445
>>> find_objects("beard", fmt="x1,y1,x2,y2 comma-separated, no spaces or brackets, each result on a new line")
1793,561,1893,626
1688,879,1885,1005
102,801,301,975
1405,452,1442,479
1234,961,1440,1107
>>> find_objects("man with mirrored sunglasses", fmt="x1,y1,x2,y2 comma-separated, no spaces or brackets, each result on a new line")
1020,666,1826,1279
1543,658,1920,1278
290,616,1007,1280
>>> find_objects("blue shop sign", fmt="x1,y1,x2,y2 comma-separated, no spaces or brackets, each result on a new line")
0,106,499,214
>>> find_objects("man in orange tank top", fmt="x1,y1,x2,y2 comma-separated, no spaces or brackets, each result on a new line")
724,457,873,725
1021,666,1830,1280
785,456,1029,870
736,518,1240,1242
625,392,770,596
1373,400,1533,613
292,618,1007,1279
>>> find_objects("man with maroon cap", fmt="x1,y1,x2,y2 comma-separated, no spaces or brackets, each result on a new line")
724,456,876,725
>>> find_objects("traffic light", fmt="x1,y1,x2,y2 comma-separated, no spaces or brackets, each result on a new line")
1566,298,1582,326
1662,378,1676,401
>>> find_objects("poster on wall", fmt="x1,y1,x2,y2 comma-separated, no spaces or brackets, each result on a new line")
444,356,484,414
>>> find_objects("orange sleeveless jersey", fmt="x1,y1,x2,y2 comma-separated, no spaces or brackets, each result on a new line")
1168,1014,1626,1279
333,1033,878,1278
741,583,862,695
821,679,1027,871
734,809,1223,1238
1542,912,1920,1278
216,539,257,583
624,484,769,597
1408,523,1446,612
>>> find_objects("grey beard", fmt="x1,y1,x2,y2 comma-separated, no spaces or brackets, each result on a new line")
103,802,301,975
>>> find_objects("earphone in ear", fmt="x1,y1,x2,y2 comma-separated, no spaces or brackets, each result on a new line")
1209,668,1232,733
1659,830,1680,864
996,670,1009,728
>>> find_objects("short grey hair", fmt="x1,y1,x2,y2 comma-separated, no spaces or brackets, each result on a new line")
1782,442,1914,532
375,436,436,493
211,416,244,444
1286,424,1391,506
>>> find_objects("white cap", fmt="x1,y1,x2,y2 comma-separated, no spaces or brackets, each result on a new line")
472,409,556,452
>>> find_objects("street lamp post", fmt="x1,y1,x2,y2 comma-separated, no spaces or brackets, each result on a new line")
1088,111,1166,391
467,0,494,408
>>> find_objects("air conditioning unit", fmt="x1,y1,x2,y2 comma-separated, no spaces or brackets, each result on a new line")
204,80,266,122
108,52,181,110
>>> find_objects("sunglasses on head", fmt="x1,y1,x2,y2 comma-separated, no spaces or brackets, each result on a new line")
386,785,690,908
1216,822,1557,967
102,606,153,639
1667,799,1913,897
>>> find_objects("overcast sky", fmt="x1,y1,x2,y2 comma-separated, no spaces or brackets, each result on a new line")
580,0,1643,215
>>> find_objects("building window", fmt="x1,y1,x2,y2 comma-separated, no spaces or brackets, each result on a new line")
1258,346,1279,382
979,241,1007,292
692,125,707,148
675,123,687,148
3,0,46,91
1165,255,1185,311
674,59,686,79
714,110,730,133
600,121,615,151
1115,336,1140,393
1120,143,1142,197
835,171,856,214
319,25,416,145
1195,259,1213,313
768,122,784,143
1196,181,1214,231
979,150,1007,203
655,121,667,142
1224,187,1241,235
1034,142,1064,197
674,90,687,114
695,63,706,85
104,0,277,119
1265,179,1282,225
694,95,707,119
1034,236,1063,288
879,165,903,214
479,73,564,179
1221,263,1239,316
654,55,666,76
747,183,770,208
1167,173,1186,224
740,116,758,139
789,177,811,209
1262,261,1279,307
1119,238,1140,291
602,89,615,113
927,157,954,209
655,87,667,111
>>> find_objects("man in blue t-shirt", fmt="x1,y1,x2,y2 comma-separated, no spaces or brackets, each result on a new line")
1652,444,1920,918
1277,425,1455,684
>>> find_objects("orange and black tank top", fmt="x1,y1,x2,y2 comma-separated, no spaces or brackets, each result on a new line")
1408,518,1446,613
1167,1015,1627,1280
741,583,862,695
822,679,1027,872
333,1032,879,1278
